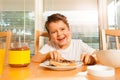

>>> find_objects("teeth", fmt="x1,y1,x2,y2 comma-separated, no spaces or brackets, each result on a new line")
58,37,64,39
58,37,64,40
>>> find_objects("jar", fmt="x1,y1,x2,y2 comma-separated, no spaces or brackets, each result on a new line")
8,42,30,67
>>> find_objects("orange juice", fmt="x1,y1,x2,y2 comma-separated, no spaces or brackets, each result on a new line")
0,49,5,76
8,50,30,67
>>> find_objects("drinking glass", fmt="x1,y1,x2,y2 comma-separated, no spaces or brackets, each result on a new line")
0,42,5,77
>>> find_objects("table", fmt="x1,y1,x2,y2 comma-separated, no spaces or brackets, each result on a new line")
1,62,120,80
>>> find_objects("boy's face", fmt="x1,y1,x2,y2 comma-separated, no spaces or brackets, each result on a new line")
48,21,71,48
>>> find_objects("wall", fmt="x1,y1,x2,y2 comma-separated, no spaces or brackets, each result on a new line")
44,0,97,11
0,0,34,11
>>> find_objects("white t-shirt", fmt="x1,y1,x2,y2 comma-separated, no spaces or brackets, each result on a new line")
39,39,95,61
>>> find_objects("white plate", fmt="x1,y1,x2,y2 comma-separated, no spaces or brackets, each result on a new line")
87,64,115,77
39,61,83,70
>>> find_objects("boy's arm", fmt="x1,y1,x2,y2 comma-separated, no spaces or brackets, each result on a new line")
31,52,50,63
31,50,64,63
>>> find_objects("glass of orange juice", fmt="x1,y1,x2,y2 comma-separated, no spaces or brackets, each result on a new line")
0,43,5,77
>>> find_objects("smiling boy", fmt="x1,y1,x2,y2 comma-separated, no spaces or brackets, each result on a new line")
32,13,97,65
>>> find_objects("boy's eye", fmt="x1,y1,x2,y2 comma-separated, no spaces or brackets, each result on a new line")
61,28,65,30
51,31,56,34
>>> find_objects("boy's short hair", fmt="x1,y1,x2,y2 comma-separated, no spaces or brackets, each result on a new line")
45,13,69,33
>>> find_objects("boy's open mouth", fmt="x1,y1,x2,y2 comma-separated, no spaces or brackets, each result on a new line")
57,37,66,41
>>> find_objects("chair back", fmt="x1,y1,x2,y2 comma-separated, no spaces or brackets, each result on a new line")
101,29,120,50
35,31,49,54
0,31,11,54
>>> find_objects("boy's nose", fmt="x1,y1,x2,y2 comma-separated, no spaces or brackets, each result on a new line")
57,31,62,36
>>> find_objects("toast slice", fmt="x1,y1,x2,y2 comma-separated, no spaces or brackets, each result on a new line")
49,59,76,66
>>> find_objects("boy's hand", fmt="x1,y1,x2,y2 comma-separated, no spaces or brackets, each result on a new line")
48,50,63,61
80,53,96,65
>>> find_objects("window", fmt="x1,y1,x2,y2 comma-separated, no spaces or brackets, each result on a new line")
43,0,99,49
0,0,35,55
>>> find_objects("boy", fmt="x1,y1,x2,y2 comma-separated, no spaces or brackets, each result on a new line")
32,13,97,65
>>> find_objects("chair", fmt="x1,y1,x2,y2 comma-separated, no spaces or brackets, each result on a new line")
35,31,49,54
0,31,11,54
101,29,120,50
